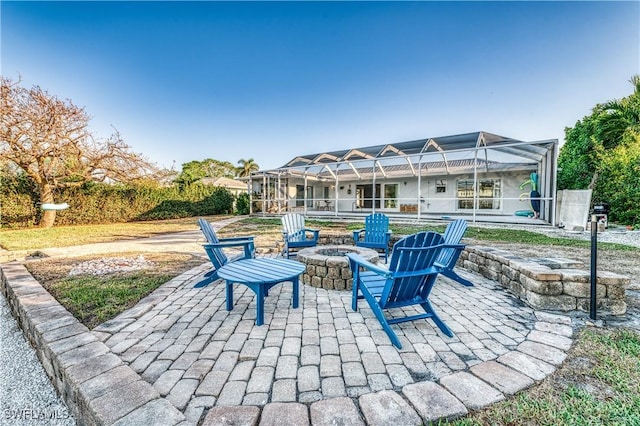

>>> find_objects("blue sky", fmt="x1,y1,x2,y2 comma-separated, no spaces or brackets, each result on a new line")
2,1,639,171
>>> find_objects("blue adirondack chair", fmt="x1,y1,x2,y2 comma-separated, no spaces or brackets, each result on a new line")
195,218,255,288
352,213,393,262
281,213,319,258
435,219,473,287
347,231,460,348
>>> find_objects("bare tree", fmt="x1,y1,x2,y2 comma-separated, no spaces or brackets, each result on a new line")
1,77,159,228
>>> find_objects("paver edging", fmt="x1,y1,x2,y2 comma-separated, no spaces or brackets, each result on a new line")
0,262,185,426
2,259,577,425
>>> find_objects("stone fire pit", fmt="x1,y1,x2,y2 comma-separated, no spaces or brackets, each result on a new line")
297,245,379,290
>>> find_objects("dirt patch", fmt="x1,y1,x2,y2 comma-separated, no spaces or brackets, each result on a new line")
23,252,205,329
474,240,639,287
25,252,204,283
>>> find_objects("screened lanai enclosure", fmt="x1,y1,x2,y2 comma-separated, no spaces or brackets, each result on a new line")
248,131,559,225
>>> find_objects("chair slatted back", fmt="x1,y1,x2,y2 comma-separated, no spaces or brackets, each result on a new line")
435,220,467,267
198,218,228,267
382,232,444,308
282,213,306,242
363,213,390,244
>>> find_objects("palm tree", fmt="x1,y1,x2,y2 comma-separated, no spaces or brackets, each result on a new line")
599,74,640,148
236,158,259,177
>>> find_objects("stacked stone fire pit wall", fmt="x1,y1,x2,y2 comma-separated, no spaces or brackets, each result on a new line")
297,245,379,291
459,246,629,315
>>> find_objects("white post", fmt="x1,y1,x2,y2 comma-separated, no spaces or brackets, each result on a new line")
473,148,478,223
372,161,377,214
333,166,339,216
417,156,422,221
277,172,282,214
249,174,253,215
262,174,266,217
304,173,308,215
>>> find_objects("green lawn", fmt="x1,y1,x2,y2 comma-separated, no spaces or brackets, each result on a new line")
0,215,228,251
3,216,636,253
449,328,640,425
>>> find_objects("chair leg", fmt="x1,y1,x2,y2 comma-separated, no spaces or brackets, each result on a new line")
442,269,474,287
351,280,360,311
420,300,454,338
225,281,234,312
194,271,219,288
366,299,402,349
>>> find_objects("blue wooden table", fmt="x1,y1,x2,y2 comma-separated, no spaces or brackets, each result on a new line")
217,258,305,326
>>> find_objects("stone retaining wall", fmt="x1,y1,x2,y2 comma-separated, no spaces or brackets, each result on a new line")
459,246,629,315
0,262,185,425
305,233,630,315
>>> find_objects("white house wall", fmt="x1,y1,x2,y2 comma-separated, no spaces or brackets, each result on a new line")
253,169,538,216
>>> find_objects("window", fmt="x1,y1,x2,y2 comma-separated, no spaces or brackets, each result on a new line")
384,184,398,208
356,184,381,208
295,185,304,207
436,179,447,193
457,179,501,210
306,186,314,208
295,185,314,207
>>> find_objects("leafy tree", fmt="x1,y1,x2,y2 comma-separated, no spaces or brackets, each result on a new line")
558,111,605,190
558,75,640,225
236,158,259,177
204,158,236,178
0,77,158,228
174,158,236,186
175,160,207,186
596,135,640,225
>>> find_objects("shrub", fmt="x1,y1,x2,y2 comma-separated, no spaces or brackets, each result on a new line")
1,180,236,227
236,192,250,215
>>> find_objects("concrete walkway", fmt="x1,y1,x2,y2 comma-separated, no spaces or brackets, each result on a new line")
0,217,576,425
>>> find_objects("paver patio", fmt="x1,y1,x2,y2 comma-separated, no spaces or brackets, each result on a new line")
0,217,576,425
88,258,571,425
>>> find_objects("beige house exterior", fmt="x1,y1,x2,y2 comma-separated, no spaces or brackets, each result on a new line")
201,177,248,196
